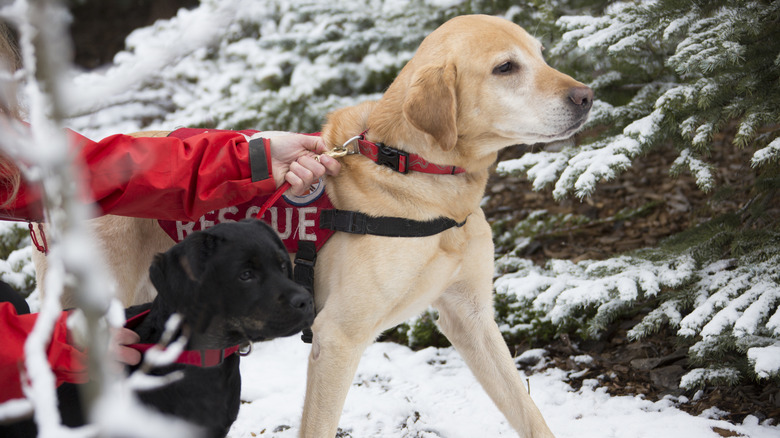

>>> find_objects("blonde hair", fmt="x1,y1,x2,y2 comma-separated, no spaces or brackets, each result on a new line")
0,21,22,208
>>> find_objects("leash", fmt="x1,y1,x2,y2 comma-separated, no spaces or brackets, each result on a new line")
257,181,291,219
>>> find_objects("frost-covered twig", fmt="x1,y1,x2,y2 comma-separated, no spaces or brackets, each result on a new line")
493,246,780,384
1,1,195,436
1,0,78,434
751,137,780,167
126,313,187,392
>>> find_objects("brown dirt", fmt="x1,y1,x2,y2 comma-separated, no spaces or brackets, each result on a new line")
485,130,780,428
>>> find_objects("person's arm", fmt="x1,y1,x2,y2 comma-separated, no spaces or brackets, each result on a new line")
0,302,88,403
76,130,277,222
1,129,338,222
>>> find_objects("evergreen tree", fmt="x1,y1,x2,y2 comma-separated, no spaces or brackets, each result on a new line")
501,0,780,198
496,0,780,387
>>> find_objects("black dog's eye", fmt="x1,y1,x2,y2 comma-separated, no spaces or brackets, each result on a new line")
239,270,256,282
493,61,516,75
277,253,290,276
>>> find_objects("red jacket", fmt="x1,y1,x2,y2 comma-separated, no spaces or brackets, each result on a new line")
0,302,86,403
0,127,277,403
1,128,274,222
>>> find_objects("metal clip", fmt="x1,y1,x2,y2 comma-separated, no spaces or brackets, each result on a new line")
322,135,362,160
316,135,364,164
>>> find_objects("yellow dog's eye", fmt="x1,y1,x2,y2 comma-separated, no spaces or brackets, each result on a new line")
493,61,515,75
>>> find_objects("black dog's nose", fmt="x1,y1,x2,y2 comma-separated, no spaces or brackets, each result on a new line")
288,290,313,310
568,86,594,112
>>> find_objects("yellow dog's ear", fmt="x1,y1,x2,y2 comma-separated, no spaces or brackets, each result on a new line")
402,63,457,151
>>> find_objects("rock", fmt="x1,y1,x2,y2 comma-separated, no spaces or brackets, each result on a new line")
649,365,685,390
630,357,663,371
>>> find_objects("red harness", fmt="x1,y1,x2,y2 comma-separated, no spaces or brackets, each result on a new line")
145,129,468,348
158,129,335,250
124,309,244,367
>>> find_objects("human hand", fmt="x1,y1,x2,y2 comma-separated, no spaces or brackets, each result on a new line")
67,310,142,367
109,327,142,366
257,132,342,196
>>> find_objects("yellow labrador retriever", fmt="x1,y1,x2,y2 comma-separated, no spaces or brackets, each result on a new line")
35,14,592,438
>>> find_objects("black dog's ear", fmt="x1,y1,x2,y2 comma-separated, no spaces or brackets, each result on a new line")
149,231,222,332
149,252,168,296
148,232,220,303
149,245,186,309
181,231,221,281
246,218,285,249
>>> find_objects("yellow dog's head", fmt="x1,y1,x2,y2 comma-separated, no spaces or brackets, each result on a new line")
392,14,593,156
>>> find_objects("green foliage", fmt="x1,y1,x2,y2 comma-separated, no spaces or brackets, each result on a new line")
494,283,561,345
0,223,35,296
0,223,28,260
380,309,451,350
487,1,780,387
492,209,593,255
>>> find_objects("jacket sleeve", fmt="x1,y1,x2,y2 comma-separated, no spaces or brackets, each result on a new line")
0,302,88,403
0,130,276,222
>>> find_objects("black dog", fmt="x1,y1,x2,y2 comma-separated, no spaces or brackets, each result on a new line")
5,219,313,438
125,219,314,437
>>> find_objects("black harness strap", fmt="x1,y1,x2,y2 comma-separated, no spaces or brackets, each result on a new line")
293,210,467,344
294,241,317,344
320,209,467,237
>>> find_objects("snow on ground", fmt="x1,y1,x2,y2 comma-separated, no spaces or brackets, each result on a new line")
230,337,779,438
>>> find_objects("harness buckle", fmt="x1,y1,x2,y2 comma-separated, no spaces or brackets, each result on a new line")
321,210,367,234
340,211,367,234
293,256,316,268
375,143,409,174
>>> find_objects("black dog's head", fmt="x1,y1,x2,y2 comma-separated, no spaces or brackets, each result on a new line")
148,219,314,349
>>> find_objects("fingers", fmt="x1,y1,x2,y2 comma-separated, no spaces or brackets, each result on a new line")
110,328,142,366
293,139,342,176
114,327,140,344
316,153,341,176
285,171,307,196
285,154,342,196
264,133,343,195
295,135,329,155
286,157,319,196
115,345,142,366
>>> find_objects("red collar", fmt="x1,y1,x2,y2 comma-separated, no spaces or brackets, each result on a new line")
125,310,244,367
348,135,466,175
